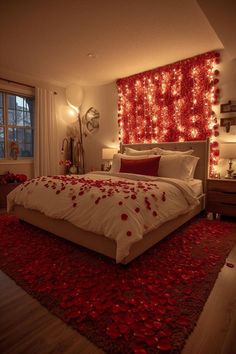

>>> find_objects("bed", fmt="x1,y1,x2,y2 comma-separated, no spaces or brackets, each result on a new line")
7,140,209,264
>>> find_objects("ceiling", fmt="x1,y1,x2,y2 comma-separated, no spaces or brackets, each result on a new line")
0,0,233,88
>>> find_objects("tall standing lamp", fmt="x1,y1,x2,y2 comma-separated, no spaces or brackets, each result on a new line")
66,84,85,173
220,143,236,178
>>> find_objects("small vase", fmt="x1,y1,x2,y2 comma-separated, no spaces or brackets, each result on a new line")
11,150,18,160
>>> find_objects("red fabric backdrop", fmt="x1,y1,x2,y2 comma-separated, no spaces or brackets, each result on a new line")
116,51,220,176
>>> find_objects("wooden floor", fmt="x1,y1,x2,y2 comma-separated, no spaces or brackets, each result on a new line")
0,213,236,354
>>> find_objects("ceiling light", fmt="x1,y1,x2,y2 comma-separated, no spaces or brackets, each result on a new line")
87,52,97,59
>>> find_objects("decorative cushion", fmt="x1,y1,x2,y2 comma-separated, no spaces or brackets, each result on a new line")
111,154,157,173
120,156,161,176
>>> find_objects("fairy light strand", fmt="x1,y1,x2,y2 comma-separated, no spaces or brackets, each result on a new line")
116,51,220,177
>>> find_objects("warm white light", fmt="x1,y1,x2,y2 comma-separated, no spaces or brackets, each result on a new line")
152,116,158,122
191,128,198,138
66,84,83,108
68,108,77,117
102,148,118,160
220,143,236,159
178,125,184,132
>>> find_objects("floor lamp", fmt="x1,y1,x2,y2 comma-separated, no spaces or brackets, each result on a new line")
66,84,85,174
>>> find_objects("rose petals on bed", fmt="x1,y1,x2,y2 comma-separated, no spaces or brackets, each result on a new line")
8,173,201,262
121,213,128,221
95,197,101,204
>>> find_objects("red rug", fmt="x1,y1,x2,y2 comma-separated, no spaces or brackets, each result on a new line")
0,215,236,354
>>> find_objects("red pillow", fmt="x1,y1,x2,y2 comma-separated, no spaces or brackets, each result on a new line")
120,156,161,176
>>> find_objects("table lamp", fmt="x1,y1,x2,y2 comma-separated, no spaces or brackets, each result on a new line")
220,143,236,178
102,148,118,171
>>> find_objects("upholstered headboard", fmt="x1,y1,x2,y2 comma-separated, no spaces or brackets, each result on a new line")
120,140,209,190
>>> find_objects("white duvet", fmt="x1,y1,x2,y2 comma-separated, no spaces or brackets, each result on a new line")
7,172,199,263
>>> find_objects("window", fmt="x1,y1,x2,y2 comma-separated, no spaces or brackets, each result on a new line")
0,92,34,159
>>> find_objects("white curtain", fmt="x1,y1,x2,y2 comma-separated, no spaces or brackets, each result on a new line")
34,88,60,177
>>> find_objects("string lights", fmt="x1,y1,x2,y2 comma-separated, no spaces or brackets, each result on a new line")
117,51,220,176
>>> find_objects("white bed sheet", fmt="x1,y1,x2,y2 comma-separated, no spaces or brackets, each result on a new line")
7,172,199,263
187,179,203,197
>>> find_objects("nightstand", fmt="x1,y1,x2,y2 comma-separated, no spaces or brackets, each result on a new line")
0,183,21,208
206,178,236,217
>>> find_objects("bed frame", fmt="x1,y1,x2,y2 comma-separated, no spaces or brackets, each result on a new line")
11,140,209,264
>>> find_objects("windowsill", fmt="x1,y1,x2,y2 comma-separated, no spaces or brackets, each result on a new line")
0,159,34,165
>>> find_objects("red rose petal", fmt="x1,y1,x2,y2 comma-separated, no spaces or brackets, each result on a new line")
95,197,101,204
119,324,129,334
133,348,147,354
157,339,173,351
177,316,189,326
106,323,120,338
226,262,234,268
121,213,128,220
126,231,132,237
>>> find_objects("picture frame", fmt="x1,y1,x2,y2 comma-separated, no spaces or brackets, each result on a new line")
220,117,236,133
231,103,236,112
220,100,236,113
220,103,231,113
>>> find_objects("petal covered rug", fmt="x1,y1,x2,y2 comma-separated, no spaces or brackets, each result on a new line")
0,214,236,354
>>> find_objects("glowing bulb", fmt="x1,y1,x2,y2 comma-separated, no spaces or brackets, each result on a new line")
191,128,198,138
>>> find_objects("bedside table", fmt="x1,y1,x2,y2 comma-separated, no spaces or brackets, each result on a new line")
0,183,21,208
206,178,236,217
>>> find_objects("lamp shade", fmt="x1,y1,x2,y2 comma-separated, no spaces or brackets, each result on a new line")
220,143,236,159
102,148,118,160
66,84,84,108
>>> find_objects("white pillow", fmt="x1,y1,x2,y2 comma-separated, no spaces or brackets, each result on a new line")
110,153,157,173
110,153,199,179
158,155,199,180
124,146,194,156
154,147,194,155
124,147,157,156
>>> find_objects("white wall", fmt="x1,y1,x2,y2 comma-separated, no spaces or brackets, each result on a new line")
215,51,236,176
81,82,119,172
